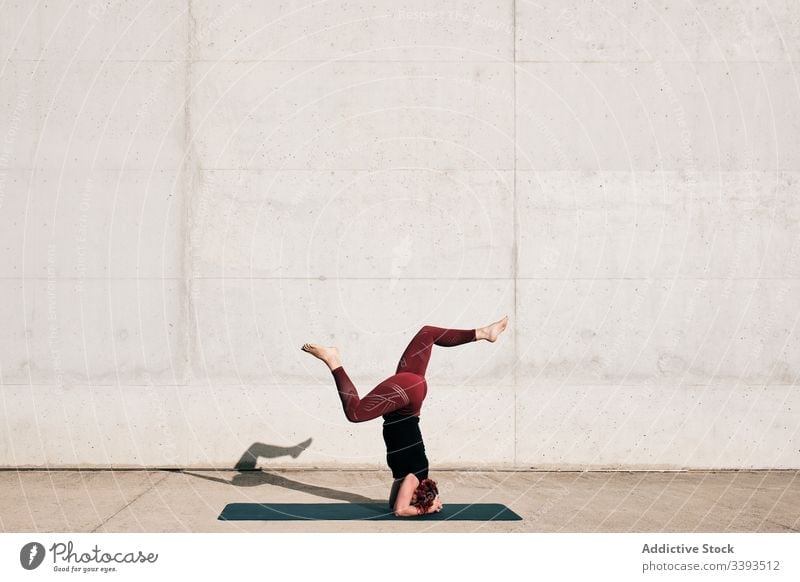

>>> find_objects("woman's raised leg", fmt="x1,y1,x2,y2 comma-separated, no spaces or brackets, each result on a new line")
395,316,510,376
395,325,477,377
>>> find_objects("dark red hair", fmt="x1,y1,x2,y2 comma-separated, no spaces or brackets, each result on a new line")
410,478,438,514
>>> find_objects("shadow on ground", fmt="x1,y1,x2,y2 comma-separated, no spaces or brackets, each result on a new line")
176,438,387,504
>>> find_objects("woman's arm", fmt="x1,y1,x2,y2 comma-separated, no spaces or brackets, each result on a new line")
393,473,422,517
392,474,442,517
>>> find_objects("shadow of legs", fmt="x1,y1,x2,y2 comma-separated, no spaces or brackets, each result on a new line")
175,438,385,504
180,469,385,504
234,438,314,470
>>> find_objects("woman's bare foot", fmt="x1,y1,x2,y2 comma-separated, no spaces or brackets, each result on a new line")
301,343,342,370
476,315,509,342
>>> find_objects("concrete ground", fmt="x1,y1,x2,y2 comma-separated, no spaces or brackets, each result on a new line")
0,469,797,533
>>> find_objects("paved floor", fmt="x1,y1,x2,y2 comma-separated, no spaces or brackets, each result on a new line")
0,469,797,533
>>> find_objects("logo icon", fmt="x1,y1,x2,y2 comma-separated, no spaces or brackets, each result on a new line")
20,542,46,570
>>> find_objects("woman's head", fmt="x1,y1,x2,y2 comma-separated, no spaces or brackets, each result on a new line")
410,478,439,513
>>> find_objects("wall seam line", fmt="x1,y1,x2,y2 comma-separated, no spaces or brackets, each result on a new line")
512,0,518,469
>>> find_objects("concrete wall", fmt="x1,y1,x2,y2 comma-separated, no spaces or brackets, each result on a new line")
1,1,798,470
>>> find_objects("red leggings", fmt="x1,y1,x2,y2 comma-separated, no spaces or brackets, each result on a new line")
330,325,477,422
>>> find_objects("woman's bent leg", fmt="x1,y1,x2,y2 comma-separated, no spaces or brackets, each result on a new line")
331,366,420,423
395,325,476,376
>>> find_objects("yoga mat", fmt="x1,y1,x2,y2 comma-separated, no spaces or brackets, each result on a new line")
218,503,521,521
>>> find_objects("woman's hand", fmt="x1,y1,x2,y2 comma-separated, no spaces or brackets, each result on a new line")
393,497,443,517
425,497,443,514
392,474,443,517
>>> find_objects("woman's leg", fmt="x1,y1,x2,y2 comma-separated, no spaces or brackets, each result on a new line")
302,314,509,420
302,343,421,422
395,325,477,377
330,366,424,423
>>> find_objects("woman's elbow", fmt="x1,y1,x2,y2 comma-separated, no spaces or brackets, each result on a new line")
393,505,417,518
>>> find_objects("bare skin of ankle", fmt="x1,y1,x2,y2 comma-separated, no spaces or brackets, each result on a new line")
475,315,510,342
301,343,342,371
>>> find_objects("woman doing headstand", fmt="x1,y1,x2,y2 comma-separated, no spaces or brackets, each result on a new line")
301,315,509,517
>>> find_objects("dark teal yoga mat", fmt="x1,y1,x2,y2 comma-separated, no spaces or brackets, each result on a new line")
218,503,521,521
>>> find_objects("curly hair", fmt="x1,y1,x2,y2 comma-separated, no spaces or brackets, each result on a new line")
410,478,439,515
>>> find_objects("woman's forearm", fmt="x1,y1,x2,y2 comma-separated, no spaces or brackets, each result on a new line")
395,503,441,517
393,504,423,517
